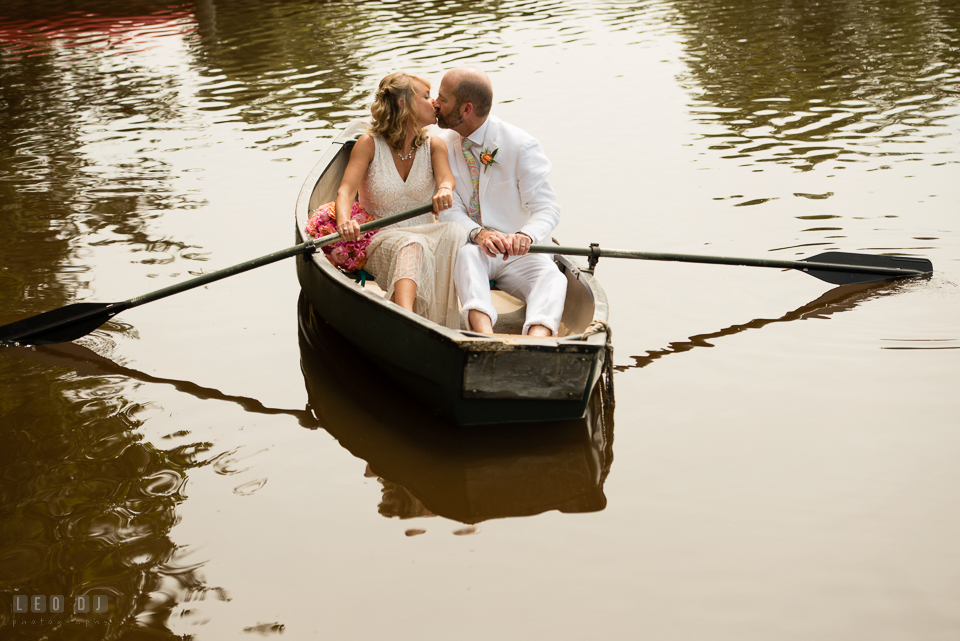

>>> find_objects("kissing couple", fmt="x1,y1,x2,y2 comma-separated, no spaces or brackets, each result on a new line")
330,66,566,338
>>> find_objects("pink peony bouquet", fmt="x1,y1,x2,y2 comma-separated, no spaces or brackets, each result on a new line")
305,201,378,272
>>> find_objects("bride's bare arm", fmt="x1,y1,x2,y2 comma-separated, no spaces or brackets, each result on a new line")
430,135,455,214
335,134,375,241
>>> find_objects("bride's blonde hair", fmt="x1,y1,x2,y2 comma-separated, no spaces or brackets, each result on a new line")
368,72,430,152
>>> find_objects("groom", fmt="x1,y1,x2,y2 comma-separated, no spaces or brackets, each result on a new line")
433,67,566,337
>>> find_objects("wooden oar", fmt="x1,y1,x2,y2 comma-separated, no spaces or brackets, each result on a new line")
0,203,434,347
530,245,933,285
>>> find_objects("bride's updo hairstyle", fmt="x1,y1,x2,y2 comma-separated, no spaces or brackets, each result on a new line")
369,71,431,153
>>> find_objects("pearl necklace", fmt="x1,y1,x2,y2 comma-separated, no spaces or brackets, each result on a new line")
397,146,416,161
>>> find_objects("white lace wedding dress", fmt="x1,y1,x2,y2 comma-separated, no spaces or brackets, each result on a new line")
359,134,467,329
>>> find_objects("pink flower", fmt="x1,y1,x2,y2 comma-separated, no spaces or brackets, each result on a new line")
329,244,349,263
304,200,378,272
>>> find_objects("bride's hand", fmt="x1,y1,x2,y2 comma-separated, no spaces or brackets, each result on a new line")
432,185,453,214
338,219,361,242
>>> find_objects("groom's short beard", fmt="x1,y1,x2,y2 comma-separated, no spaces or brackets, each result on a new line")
436,103,464,130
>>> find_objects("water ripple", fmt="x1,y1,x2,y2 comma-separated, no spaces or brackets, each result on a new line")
674,0,960,171
0,9,197,60
233,478,268,496
0,348,215,630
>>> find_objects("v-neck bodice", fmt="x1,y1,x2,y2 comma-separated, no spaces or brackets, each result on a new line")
358,134,436,227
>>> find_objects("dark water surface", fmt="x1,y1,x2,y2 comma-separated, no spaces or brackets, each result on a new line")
1,0,958,638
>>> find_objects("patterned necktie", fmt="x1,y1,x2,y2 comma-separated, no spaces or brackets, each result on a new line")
461,137,482,225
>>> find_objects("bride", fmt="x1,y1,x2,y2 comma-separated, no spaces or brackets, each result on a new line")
334,72,467,329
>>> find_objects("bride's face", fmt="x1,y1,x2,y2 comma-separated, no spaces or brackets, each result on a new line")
412,80,437,129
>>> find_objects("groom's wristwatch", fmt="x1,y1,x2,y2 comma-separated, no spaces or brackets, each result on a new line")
469,227,483,244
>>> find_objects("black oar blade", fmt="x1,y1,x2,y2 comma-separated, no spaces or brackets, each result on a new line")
801,252,934,285
0,302,127,347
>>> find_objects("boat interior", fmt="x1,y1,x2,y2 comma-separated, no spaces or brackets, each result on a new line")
301,121,601,341
358,277,588,337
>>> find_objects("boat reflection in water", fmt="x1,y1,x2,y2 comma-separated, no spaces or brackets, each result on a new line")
297,295,615,525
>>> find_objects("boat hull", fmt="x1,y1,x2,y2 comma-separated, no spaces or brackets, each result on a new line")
295,122,611,425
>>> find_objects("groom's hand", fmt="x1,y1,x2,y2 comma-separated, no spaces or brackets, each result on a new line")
476,229,507,258
504,233,532,258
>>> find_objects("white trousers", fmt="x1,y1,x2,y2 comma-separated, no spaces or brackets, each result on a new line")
455,244,567,335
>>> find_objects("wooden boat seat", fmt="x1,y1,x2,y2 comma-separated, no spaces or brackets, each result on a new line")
485,289,527,334
349,277,530,335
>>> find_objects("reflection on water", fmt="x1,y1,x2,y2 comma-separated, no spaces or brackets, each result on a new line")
0,2,208,323
624,278,935,370
673,0,960,172
2,0,956,323
0,347,220,638
0,0,957,636
0,0,375,325
0,6,197,60
298,294,614,525
24,341,317,425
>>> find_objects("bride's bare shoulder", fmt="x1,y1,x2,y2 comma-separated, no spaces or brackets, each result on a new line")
429,133,449,153
349,133,376,160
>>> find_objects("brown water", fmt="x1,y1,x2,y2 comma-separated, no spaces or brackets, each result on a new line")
1,0,958,638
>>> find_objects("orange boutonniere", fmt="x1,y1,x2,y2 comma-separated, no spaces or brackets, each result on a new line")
479,147,499,172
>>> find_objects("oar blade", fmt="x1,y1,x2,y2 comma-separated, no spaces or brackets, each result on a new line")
802,252,933,285
0,302,125,347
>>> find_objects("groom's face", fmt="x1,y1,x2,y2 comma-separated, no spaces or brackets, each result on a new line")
434,80,465,131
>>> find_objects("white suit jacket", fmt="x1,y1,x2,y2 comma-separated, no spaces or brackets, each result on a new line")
436,115,560,245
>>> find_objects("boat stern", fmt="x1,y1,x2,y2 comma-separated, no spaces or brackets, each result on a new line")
462,341,598,402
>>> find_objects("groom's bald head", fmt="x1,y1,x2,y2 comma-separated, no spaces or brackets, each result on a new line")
435,67,494,136
447,67,493,119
